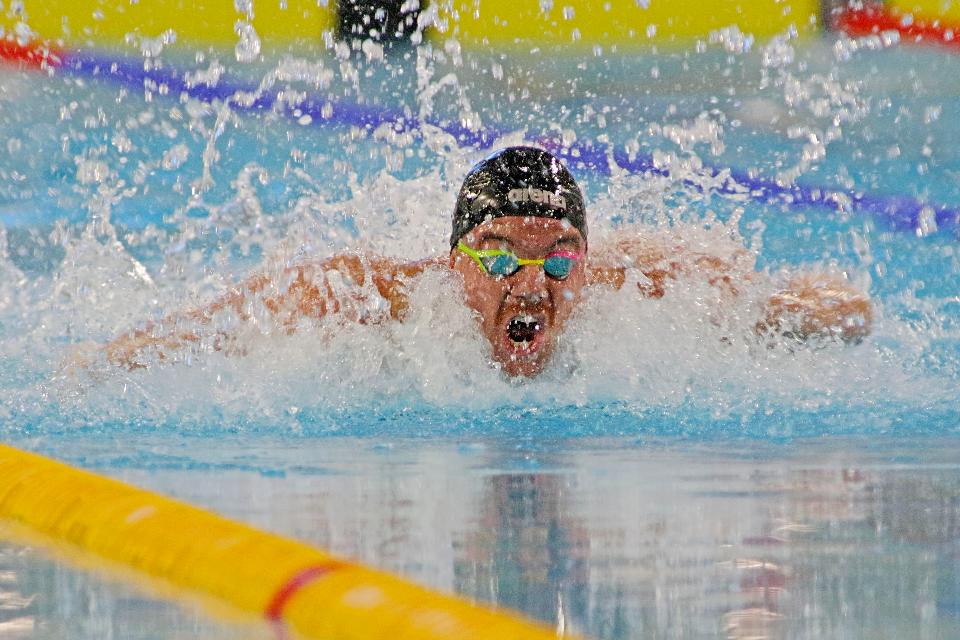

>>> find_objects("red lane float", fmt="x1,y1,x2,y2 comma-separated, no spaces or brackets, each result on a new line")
0,38,64,69
835,6,960,52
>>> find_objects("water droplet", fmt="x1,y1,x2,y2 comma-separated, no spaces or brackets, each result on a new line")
75,159,111,185
234,21,261,63
916,207,938,237
234,0,254,20
126,28,177,57
709,25,754,54
161,143,190,170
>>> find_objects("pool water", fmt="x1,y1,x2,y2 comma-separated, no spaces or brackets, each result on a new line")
1,26,959,640
5,433,960,638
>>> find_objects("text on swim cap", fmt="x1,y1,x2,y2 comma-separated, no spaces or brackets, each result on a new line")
507,187,567,210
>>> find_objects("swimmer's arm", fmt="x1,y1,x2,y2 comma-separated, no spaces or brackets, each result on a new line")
586,237,745,298
756,274,873,345
95,284,248,371
588,239,872,344
262,254,440,324
96,254,437,370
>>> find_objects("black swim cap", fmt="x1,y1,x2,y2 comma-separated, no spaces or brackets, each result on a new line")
450,146,587,248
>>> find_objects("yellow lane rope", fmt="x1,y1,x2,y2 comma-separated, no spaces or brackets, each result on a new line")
0,443,571,640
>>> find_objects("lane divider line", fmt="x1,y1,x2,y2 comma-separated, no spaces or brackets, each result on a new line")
0,443,572,640
1,37,956,235
0,38,60,67
835,7,960,53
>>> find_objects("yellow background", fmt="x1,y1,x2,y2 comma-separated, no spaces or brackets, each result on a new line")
2,0,958,51
4,0,334,49
437,0,821,46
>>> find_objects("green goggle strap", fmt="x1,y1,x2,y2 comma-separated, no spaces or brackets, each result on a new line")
457,241,536,269
456,241,577,278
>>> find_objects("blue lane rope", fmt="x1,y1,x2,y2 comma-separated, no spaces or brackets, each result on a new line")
55,48,960,235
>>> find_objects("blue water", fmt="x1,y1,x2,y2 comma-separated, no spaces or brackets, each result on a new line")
1,31,959,639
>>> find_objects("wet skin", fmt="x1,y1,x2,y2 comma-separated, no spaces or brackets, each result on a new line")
93,221,872,376
449,217,587,378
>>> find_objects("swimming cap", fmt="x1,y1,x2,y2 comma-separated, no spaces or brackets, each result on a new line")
450,146,587,247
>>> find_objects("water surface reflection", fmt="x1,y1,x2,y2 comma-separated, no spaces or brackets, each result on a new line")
6,435,960,639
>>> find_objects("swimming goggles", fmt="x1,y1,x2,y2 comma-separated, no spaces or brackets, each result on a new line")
456,241,580,280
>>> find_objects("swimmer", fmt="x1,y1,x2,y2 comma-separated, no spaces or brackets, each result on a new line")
90,146,872,378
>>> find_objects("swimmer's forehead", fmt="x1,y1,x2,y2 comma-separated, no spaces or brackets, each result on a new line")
468,217,585,253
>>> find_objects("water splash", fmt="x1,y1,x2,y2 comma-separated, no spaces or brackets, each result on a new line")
234,21,262,63
0,30,957,437
125,29,178,59
0,146,948,436
233,0,261,63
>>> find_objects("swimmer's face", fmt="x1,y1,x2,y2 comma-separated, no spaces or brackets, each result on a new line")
450,217,587,377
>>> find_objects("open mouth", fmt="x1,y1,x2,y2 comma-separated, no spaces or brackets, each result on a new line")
505,314,545,354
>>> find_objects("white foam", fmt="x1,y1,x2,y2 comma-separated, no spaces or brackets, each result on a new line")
2,50,957,434
6,172,953,433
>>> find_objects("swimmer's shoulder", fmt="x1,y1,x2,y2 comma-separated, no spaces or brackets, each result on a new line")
588,229,672,273
586,229,685,296
362,255,445,321
273,252,441,282
374,255,446,279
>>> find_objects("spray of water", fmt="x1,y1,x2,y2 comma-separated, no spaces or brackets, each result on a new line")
0,17,957,436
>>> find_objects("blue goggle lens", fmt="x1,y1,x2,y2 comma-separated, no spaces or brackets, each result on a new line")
482,254,520,276
477,251,577,280
543,256,574,279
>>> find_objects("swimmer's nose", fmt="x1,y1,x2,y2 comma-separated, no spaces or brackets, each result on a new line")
508,262,548,304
